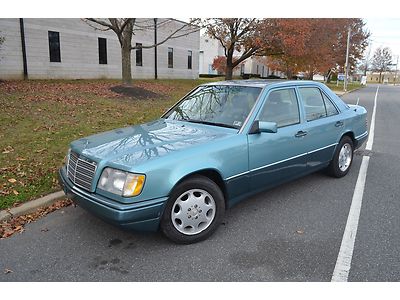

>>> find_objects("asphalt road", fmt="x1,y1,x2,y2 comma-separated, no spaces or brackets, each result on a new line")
1,84,399,281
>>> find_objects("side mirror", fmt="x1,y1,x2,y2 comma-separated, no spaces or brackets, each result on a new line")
249,120,277,134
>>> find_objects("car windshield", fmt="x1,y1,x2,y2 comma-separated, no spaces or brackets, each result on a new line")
164,85,262,129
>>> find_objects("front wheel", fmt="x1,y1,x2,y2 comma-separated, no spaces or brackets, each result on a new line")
327,136,354,178
160,175,225,244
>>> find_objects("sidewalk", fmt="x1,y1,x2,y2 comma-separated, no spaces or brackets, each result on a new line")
335,87,363,97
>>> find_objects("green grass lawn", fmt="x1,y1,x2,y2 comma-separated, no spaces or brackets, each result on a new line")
0,79,218,209
325,81,362,92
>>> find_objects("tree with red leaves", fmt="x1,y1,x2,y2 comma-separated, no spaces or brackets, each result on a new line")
202,18,264,80
261,19,369,80
211,56,242,75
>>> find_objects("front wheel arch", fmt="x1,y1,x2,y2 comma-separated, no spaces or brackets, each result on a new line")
172,169,228,206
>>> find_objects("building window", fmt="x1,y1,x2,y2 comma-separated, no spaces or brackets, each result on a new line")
256,65,259,74
98,38,107,64
48,31,61,62
168,47,173,68
187,50,192,69
136,43,142,66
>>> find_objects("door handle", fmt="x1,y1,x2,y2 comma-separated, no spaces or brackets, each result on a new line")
335,121,344,127
295,130,308,138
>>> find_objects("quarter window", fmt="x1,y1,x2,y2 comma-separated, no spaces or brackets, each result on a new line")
48,31,61,62
136,43,143,66
299,87,327,121
168,47,173,68
98,38,107,64
322,93,339,116
259,88,300,128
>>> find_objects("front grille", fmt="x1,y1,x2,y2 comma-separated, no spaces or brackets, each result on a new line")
67,151,97,191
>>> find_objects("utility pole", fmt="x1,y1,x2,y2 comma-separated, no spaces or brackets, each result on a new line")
154,18,158,80
344,26,351,92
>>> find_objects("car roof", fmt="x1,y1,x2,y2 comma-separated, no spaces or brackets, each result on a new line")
202,79,321,89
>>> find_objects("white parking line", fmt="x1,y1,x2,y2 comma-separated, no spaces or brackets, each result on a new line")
331,156,370,281
331,86,379,282
366,86,380,151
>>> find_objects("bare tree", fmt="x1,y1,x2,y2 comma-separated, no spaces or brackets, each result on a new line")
372,47,392,83
202,18,265,80
84,18,199,84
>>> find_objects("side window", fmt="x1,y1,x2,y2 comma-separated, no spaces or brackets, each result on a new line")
48,31,61,62
136,43,143,66
259,88,300,128
322,93,339,116
168,47,173,68
299,87,327,121
98,38,107,64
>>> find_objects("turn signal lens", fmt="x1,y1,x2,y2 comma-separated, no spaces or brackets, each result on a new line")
123,174,145,197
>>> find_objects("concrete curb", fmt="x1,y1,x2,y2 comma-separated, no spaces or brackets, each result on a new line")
0,191,65,223
335,87,363,97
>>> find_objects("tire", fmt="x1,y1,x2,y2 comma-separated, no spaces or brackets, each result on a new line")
160,175,225,244
327,136,354,178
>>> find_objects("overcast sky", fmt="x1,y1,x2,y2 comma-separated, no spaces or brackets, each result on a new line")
364,18,400,62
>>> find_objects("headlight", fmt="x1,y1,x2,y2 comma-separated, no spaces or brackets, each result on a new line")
97,167,145,197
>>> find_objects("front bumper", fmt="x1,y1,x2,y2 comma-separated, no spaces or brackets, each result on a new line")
59,167,168,231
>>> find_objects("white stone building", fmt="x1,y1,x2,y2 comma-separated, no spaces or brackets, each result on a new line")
0,18,199,80
199,35,284,78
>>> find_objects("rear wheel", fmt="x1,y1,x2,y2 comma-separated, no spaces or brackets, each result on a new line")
327,136,354,178
160,175,225,244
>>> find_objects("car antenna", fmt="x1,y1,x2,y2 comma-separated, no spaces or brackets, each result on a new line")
354,97,360,111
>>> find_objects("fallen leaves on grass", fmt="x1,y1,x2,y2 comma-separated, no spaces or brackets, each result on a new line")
4,268,13,274
2,146,14,154
34,148,47,153
0,198,73,239
7,178,17,184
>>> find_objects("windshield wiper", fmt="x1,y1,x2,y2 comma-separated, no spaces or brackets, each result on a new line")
185,119,239,129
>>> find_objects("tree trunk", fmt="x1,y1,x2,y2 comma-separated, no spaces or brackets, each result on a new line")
225,66,233,80
120,20,134,85
225,49,234,80
121,44,132,84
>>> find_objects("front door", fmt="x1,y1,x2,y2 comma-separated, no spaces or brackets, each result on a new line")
248,87,309,193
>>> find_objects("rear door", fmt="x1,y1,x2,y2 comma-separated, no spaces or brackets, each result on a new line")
297,86,343,168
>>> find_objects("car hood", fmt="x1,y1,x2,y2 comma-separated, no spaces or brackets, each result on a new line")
70,119,236,168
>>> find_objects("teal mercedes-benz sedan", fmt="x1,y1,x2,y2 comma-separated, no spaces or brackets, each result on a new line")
59,80,368,244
